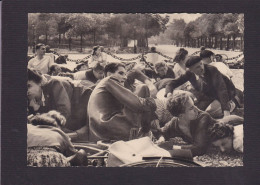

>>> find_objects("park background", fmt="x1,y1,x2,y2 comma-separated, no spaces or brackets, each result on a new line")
27,13,244,166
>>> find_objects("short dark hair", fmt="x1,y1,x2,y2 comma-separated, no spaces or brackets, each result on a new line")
104,62,125,76
92,45,100,55
35,43,45,50
27,68,43,84
151,47,156,52
173,48,188,63
93,62,105,72
185,56,202,68
154,61,167,70
200,50,214,59
208,122,234,142
74,62,87,72
166,92,190,117
49,64,61,75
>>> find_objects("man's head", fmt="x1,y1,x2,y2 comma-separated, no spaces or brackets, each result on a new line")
185,56,205,76
92,45,101,56
208,122,234,153
200,50,215,64
92,62,105,80
27,69,43,100
166,92,198,121
49,64,62,76
35,43,46,56
75,62,88,72
154,61,168,77
104,62,126,84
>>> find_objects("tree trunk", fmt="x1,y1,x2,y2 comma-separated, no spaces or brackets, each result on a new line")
214,36,218,49
59,34,61,45
226,35,230,50
45,32,48,44
68,37,72,51
205,37,207,48
233,35,236,51
220,37,223,50
137,38,146,47
80,34,83,52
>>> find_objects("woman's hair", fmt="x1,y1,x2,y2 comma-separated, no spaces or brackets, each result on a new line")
27,68,43,84
104,62,125,76
173,48,188,63
49,64,61,75
154,61,167,71
74,62,87,72
35,43,45,51
200,50,214,59
208,122,234,142
92,45,100,55
166,92,190,117
30,110,66,128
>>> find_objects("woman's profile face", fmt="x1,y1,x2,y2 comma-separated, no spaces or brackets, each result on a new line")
212,137,233,153
96,48,101,55
183,97,198,121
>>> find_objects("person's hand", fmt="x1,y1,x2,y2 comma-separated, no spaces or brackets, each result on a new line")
156,136,165,145
148,84,158,98
166,93,172,98
224,110,230,117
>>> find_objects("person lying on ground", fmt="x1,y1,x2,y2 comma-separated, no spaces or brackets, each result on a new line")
88,62,157,142
156,92,243,157
58,62,105,84
49,64,73,76
143,61,175,82
28,43,55,74
27,111,88,167
208,122,243,153
162,56,242,118
27,69,93,142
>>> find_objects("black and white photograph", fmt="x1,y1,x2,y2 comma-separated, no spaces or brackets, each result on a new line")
26,13,245,168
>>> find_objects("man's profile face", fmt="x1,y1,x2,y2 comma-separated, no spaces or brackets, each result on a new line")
37,46,46,56
93,70,104,80
112,66,127,84
27,80,42,100
188,61,205,76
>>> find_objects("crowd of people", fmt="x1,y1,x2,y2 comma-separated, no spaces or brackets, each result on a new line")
27,43,244,167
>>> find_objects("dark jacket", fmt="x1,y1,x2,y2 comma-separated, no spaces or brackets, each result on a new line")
85,69,99,84
160,110,216,156
29,78,93,131
164,64,236,111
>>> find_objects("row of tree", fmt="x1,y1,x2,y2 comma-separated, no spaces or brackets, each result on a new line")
28,13,169,52
28,13,244,52
160,14,244,51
